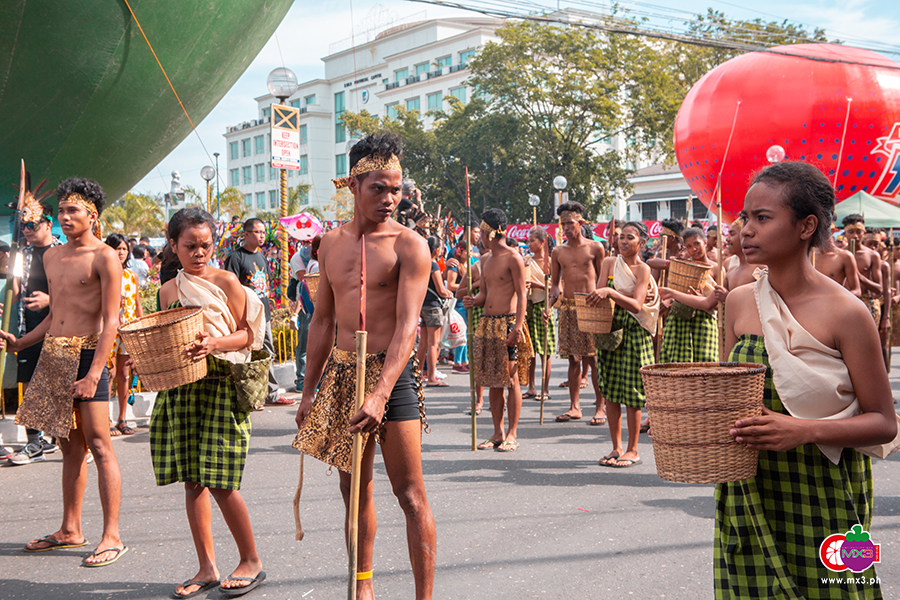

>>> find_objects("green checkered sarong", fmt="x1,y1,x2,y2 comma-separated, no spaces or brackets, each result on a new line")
598,282,653,408
714,334,880,599
150,353,252,491
527,301,556,356
659,303,718,363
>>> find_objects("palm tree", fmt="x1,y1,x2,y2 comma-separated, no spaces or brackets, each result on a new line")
325,188,355,221
102,192,164,237
216,186,250,221
255,183,315,221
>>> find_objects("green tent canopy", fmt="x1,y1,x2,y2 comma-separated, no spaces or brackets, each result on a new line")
835,191,900,229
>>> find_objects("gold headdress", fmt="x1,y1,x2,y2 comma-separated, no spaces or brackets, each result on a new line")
480,220,506,241
731,216,746,229
21,192,45,223
843,222,866,234
58,193,98,217
558,210,584,223
332,154,402,189
660,226,681,239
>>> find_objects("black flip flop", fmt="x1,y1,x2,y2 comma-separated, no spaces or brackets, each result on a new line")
220,571,266,598
609,458,643,469
171,579,220,599
23,535,89,553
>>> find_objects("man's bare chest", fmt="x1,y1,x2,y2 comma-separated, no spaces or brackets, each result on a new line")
46,256,97,291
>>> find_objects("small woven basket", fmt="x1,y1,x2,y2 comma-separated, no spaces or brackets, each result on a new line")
305,274,320,304
640,362,766,484
668,259,713,294
574,292,614,334
118,306,207,391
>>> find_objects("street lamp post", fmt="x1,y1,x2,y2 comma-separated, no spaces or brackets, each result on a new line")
553,175,567,244
267,67,299,305
213,152,221,219
528,194,540,227
200,165,215,214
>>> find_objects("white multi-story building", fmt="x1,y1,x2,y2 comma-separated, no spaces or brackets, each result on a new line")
224,14,501,218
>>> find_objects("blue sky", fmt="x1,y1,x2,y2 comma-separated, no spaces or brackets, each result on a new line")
131,0,900,201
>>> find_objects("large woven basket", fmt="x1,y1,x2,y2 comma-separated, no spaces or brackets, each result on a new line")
305,273,320,304
640,362,766,484
118,306,207,391
668,259,713,294
574,292,614,334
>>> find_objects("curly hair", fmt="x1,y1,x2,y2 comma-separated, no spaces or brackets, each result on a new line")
751,161,834,251
481,208,508,234
56,177,106,215
350,132,403,184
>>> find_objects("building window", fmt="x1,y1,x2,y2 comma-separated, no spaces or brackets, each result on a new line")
269,190,278,209
427,92,442,111
241,139,251,157
230,142,238,160
290,99,301,108
415,63,429,77
244,193,251,207
255,135,265,155
256,192,265,209
230,169,239,187
242,166,251,185
406,97,420,113
436,56,451,68
288,168,294,179
270,165,278,180
387,103,399,119
262,108,270,118
692,197,708,220
334,91,346,144
299,124,307,145
298,187,309,205
671,198,688,220
255,164,265,182
459,49,476,66
643,202,658,221
336,154,347,177
450,87,467,104
394,68,409,83
305,94,316,105
299,155,308,175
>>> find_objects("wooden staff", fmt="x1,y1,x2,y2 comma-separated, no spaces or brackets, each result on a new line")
889,229,894,373
716,187,726,362
0,161,27,419
654,234,668,362
348,235,367,600
540,271,550,424
465,167,477,451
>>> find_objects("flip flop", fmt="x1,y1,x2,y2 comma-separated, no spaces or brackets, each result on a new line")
640,423,650,434
425,381,449,388
496,440,519,452
555,413,581,422
598,453,620,467
109,426,122,437
82,545,129,567
522,391,537,399
24,535,89,553
465,408,482,416
589,416,607,426
220,571,266,598
171,579,220,599
477,439,501,450
609,458,642,469
116,421,135,435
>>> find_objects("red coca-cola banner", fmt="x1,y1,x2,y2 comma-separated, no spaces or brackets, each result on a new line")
505,221,668,242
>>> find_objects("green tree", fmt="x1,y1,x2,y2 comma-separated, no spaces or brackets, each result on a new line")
254,182,313,221
326,188,355,222
103,192,164,236
216,186,249,221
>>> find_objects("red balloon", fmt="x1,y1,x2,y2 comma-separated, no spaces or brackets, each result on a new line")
674,43,900,222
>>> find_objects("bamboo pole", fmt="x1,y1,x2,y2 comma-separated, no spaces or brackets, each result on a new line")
716,187,726,362
347,235,367,600
0,160,26,419
540,272,550,424
889,229,894,373
465,167,477,450
655,235,668,362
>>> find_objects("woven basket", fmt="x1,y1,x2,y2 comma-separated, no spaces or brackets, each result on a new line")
574,292,614,334
305,273,320,304
118,306,207,391
668,259,713,294
640,362,766,484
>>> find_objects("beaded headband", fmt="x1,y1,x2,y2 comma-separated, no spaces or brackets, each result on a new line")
480,220,506,241
558,210,583,222
660,226,681,239
59,193,98,217
332,154,402,189
844,223,866,234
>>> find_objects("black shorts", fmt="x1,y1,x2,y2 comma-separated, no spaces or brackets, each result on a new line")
16,341,43,383
73,348,109,403
383,356,420,422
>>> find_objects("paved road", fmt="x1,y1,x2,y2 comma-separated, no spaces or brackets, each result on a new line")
2,358,899,599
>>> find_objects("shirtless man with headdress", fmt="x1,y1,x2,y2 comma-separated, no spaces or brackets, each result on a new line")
546,202,606,425
293,133,435,600
463,208,530,452
1,177,126,567
842,214,885,329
